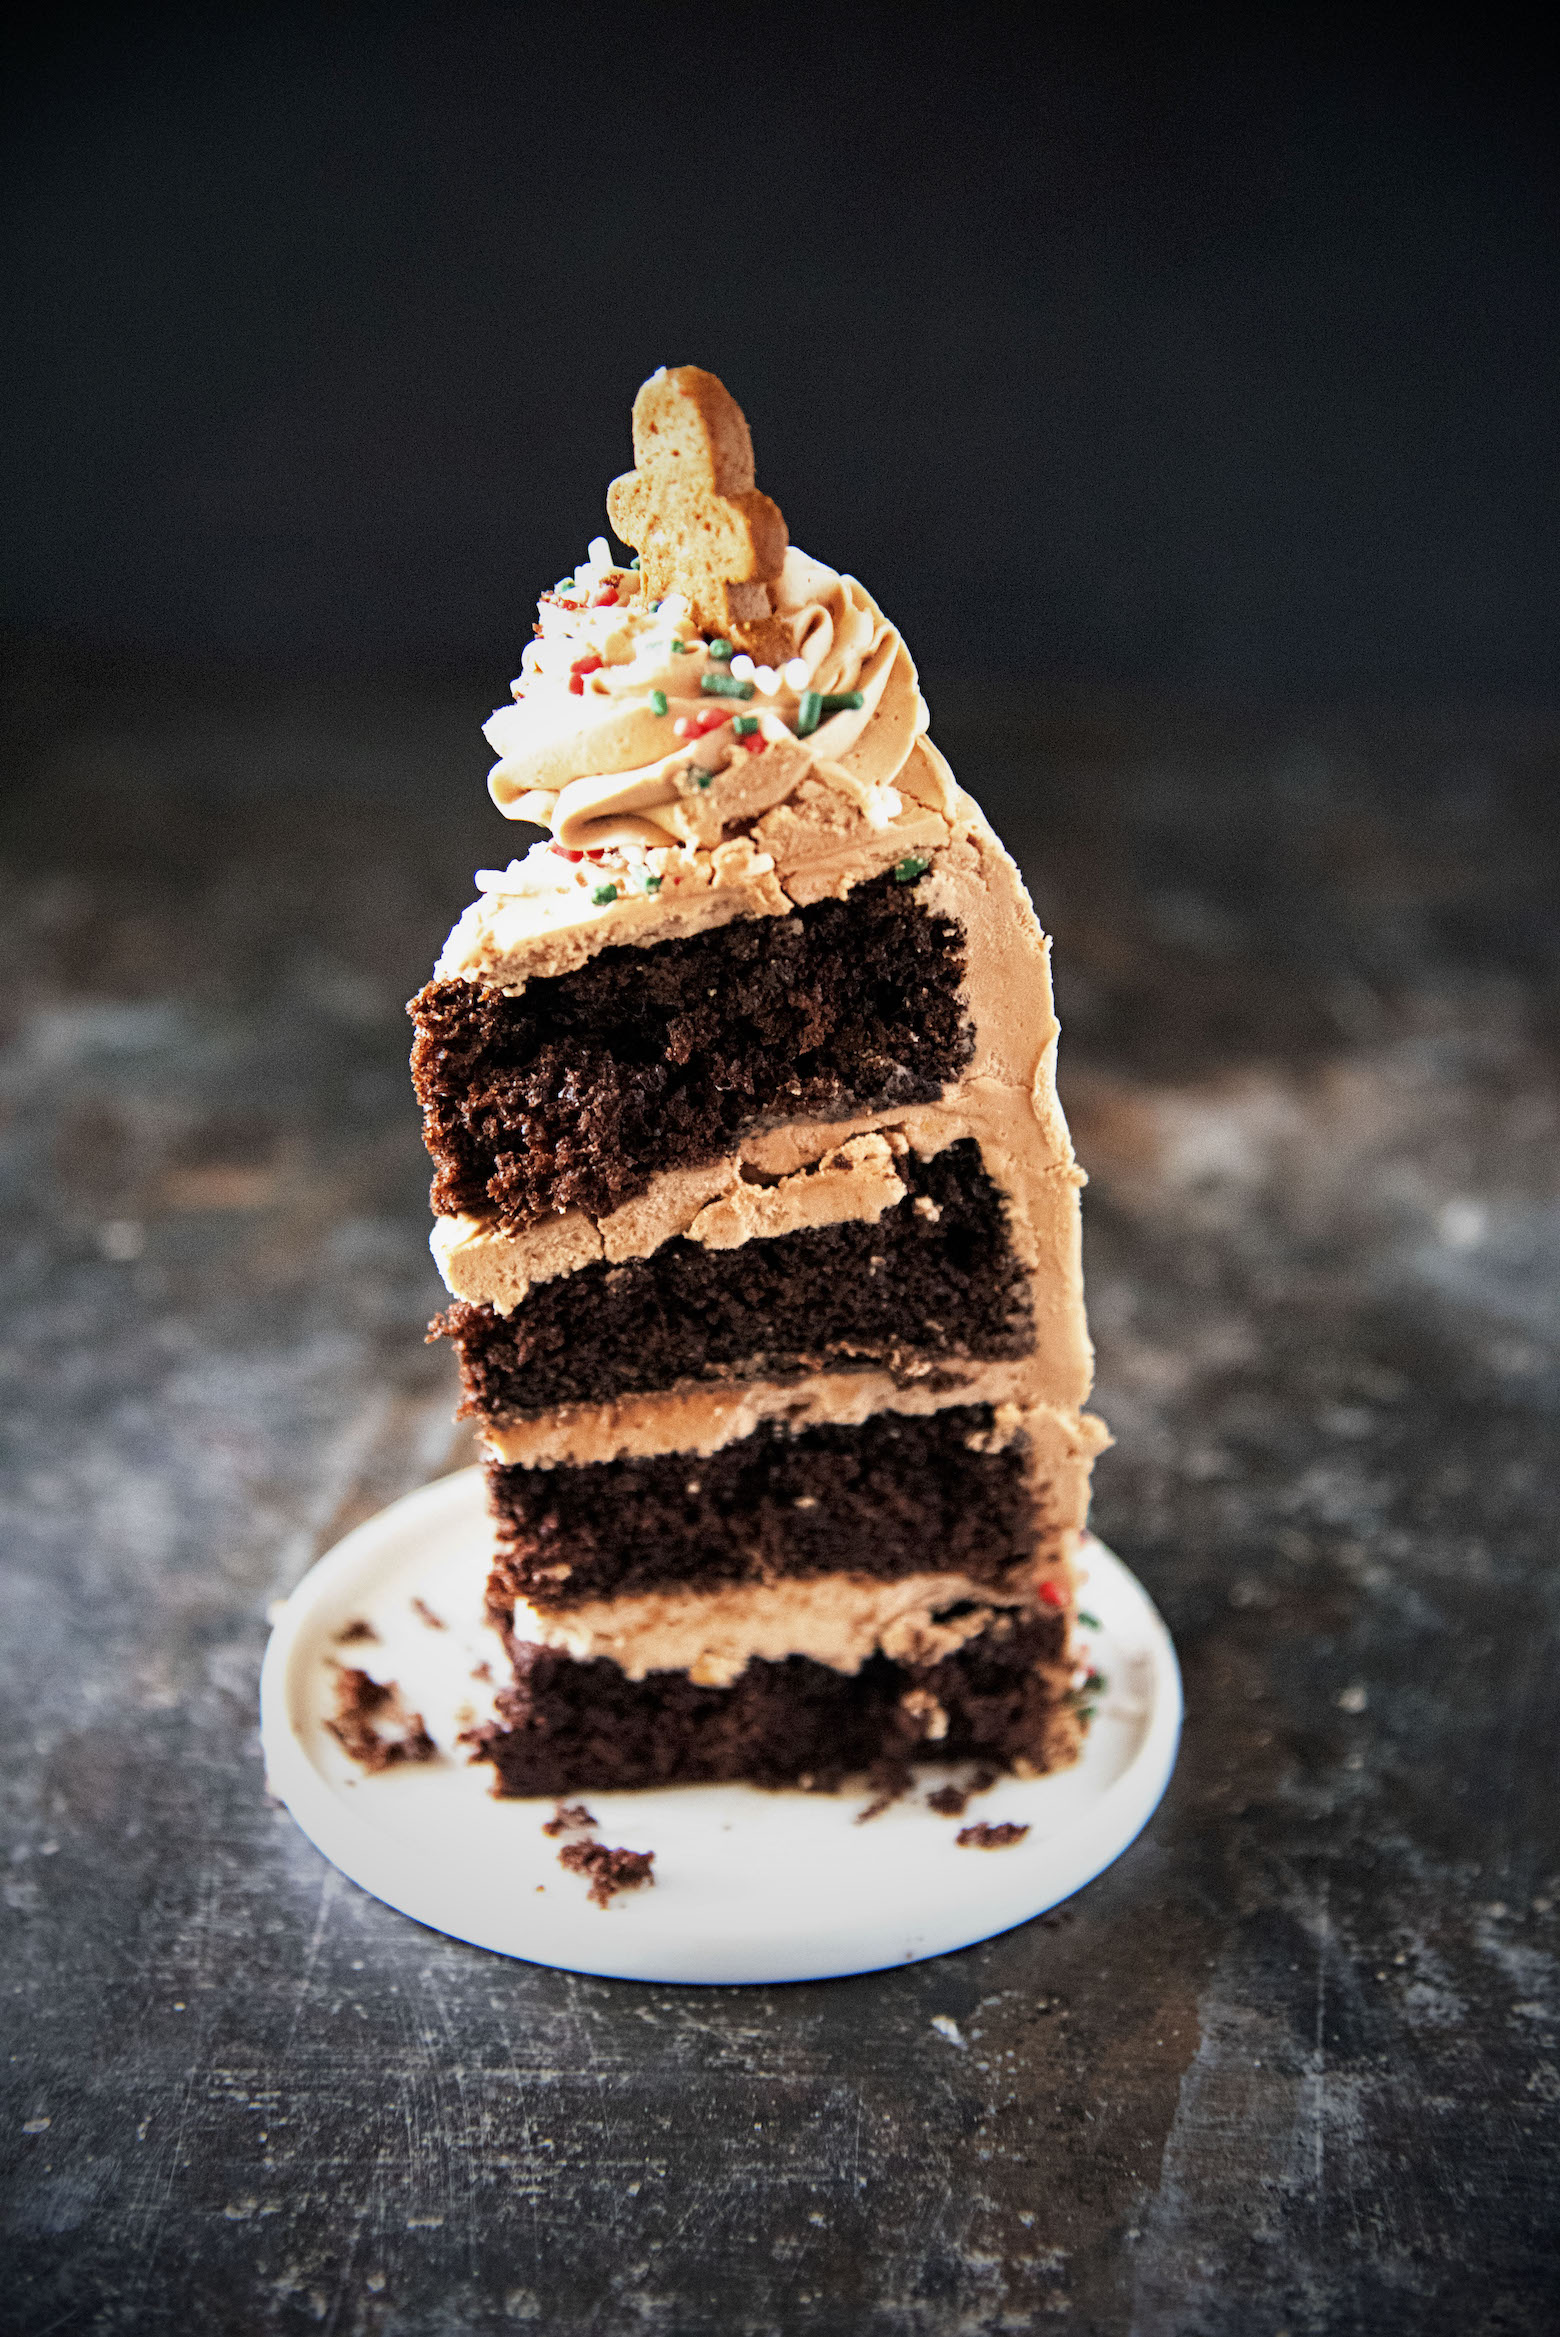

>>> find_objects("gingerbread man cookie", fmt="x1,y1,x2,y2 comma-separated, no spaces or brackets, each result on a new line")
607,366,789,657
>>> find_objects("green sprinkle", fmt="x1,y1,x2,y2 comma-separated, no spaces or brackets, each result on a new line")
650,599,661,613
643,873,663,894
892,853,931,885
649,689,668,716
795,689,823,735
554,578,575,593
819,690,865,715
1076,1609,1102,1631
671,638,686,654
694,768,712,790
701,672,754,699
707,638,733,661
732,715,758,736
590,881,618,905
629,555,641,569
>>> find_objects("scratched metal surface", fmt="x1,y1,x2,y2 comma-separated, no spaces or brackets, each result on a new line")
2,665,1557,2334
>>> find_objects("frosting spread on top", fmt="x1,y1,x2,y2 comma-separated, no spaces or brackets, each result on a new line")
479,543,924,864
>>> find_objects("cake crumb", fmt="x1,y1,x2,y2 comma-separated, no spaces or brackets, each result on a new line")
410,1596,446,1630
334,1618,378,1646
956,1821,1030,1850
541,1802,597,1838
326,1668,435,1772
471,1661,492,1682
557,1840,655,1908
927,1763,1000,1818
855,1758,913,1824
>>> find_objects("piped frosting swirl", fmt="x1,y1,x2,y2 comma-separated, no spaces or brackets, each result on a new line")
482,546,925,857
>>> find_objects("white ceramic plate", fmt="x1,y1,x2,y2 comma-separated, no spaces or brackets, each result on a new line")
260,1467,1180,1984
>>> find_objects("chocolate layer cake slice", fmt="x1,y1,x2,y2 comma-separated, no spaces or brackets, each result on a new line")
410,365,1109,1794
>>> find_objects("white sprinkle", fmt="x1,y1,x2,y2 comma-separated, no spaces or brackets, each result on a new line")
729,654,755,681
753,665,779,693
1336,1683,1369,1714
930,2016,966,2049
475,854,562,898
784,657,811,690
587,535,611,569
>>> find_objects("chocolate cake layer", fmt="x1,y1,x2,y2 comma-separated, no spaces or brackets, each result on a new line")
410,873,973,1228
435,1140,1031,1419
466,1613,1074,1795
486,1404,1037,1610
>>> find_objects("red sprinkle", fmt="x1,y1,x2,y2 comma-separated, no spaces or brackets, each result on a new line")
552,846,585,862
590,587,619,607
1038,1578,1067,1609
570,653,603,674
739,733,767,755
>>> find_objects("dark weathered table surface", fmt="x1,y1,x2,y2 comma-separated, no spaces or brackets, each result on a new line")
3,661,1557,2334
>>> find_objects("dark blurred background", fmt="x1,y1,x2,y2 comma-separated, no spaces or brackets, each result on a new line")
4,2,1559,708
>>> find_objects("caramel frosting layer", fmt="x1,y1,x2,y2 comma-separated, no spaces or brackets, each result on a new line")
483,1384,1109,1563
506,1561,1047,1687
432,1131,910,1315
478,1360,1049,1469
